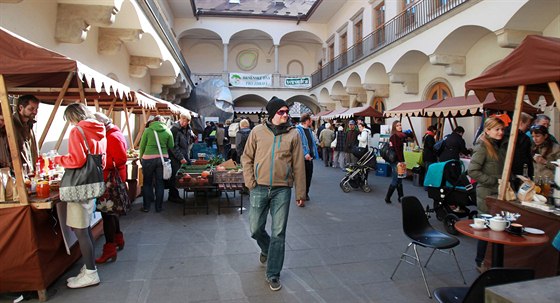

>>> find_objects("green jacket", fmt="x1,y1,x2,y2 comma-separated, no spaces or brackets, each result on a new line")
241,123,306,201
139,121,174,158
468,138,506,212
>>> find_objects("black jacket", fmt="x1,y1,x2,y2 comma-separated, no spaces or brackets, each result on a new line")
422,133,437,164
439,132,468,162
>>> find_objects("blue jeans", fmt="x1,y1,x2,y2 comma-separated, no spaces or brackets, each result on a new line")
249,185,291,279
390,163,403,187
142,158,165,211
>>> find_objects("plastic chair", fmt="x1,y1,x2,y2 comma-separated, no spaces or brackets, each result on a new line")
390,196,466,298
433,268,534,303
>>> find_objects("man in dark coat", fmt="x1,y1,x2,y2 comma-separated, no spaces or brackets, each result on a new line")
506,112,534,190
167,113,192,203
439,126,469,162
344,120,359,165
422,125,437,170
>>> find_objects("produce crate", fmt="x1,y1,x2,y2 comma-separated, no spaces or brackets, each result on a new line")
179,164,209,174
176,172,213,187
212,170,244,184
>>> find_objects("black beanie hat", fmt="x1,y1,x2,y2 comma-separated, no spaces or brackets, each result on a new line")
266,96,288,121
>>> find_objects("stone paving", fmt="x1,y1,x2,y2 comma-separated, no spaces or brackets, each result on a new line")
1,160,482,303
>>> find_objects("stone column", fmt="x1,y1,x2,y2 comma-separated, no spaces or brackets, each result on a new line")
274,44,279,74
223,43,229,72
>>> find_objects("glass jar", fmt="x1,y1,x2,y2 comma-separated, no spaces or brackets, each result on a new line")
36,181,50,199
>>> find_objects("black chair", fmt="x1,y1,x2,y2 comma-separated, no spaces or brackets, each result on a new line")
433,268,534,303
390,196,466,298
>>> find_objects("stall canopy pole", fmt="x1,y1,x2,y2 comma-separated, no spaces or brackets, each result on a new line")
134,108,150,149
498,85,525,200
549,82,560,110
107,98,116,117
38,72,73,150
122,102,133,149
94,99,100,112
76,73,86,105
0,75,29,205
55,121,70,151
406,115,419,145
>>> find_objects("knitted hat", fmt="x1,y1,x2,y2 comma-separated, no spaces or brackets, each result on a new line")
266,96,288,121
348,120,356,125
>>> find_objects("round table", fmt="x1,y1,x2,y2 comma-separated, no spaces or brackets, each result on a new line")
454,220,550,267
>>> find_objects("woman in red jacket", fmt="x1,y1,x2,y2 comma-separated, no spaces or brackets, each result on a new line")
93,112,129,264
53,103,106,289
385,120,407,203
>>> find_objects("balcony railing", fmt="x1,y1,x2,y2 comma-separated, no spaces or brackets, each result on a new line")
311,0,469,88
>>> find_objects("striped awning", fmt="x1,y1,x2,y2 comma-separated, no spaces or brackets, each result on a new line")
321,108,348,120
384,99,442,117
234,106,265,114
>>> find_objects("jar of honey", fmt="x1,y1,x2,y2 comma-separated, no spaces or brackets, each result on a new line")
36,181,50,199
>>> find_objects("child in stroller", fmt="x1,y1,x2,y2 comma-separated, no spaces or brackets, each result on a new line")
424,159,477,234
340,147,377,193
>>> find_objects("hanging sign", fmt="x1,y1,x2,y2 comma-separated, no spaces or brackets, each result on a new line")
229,73,272,87
284,77,311,88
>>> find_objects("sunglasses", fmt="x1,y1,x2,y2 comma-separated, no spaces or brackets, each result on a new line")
276,110,289,116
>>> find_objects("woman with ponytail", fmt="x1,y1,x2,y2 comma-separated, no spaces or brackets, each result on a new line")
468,116,507,273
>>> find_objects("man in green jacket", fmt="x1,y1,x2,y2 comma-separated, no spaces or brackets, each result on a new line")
241,97,306,291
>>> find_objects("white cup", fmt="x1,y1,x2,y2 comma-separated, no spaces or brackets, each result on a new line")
473,218,486,228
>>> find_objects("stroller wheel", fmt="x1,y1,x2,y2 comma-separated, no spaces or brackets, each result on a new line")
434,202,446,221
361,184,372,193
443,214,459,235
339,178,352,193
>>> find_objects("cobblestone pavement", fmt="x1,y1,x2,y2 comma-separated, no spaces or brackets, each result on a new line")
2,159,482,303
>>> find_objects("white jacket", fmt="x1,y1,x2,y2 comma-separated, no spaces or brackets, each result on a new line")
357,128,371,148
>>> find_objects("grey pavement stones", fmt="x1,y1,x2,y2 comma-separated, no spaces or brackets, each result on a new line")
1,160,482,303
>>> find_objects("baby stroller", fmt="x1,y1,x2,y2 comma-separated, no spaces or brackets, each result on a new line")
340,147,377,193
424,159,478,235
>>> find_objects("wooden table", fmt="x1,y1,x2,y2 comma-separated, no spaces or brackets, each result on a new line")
216,183,245,215
486,197,560,277
454,220,549,267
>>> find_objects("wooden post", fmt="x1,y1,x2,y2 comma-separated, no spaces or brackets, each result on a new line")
498,85,526,200
107,98,116,117
76,73,86,104
55,121,70,151
406,115,419,145
122,103,133,149
549,82,560,110
38,72,73,149
94,99,100,112
133,108,150,148
0,75,29,204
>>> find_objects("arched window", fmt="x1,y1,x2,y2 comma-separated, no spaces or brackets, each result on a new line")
373,97,385,112
287,60,304,75
427,82,451,100
426,82,452,135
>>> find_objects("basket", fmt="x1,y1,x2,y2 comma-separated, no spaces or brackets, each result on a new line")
212,170,244,184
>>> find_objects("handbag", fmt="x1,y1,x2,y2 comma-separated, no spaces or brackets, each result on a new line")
330,136,338,148
59,126,105,202
153,130,172,180
96,166,131,215
380,142,397,164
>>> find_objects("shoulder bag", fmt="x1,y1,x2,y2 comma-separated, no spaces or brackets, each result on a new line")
59,126,105,202
154,130,172,180
96,164,131,215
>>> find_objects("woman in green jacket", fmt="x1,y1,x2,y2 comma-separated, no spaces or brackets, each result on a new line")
139,116,174,212
468,116,506,272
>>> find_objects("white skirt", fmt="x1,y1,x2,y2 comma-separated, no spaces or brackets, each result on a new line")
66,199,95,229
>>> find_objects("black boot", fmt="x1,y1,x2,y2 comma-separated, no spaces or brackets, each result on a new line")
385,185,396,203
397,184,404,203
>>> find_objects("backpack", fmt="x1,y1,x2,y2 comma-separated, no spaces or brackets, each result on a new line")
380,141,397,164
433,136,447,156
228,122,239,137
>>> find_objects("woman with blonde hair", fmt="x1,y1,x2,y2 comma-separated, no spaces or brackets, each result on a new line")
53,103,107,288
468,116,506,273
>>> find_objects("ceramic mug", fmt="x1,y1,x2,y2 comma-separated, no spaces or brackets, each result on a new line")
473,218,486,228
488,218,510,232
508,223,523,235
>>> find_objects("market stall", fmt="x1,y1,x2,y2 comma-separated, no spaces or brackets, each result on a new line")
465,35,560,277
384,98,443,145
0,27,148,300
